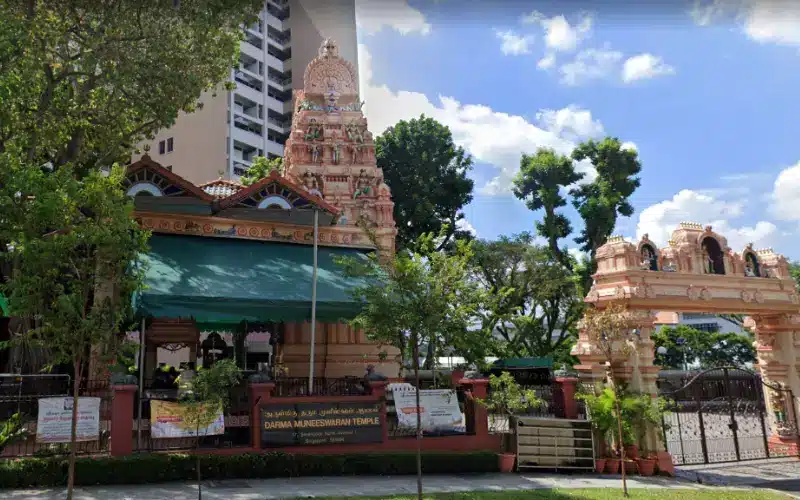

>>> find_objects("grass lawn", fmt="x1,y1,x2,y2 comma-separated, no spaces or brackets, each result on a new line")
317,489,791,500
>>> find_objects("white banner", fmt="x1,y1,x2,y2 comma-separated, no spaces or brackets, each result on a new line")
36,397,100,443
393,389,463,431
150,400,225,438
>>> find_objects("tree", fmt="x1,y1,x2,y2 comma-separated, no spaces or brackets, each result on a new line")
4,167,148,499
512,149,582,269
0,1,261,178
341,232,498,500
789,261,800,289
652,325,756,369
178,359,241,500
580,302,639,497
470,233,582,365
375,116,475,252
239,156,284,186
512,140,642,294
0,3,260,498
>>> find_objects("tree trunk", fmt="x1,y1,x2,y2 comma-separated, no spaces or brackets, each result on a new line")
196,421,202,500
412,339,423,500
66,357,82,500
608,369,628,497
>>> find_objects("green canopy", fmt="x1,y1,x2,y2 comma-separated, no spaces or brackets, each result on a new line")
135,234,371,328
491,357,553,369
0,294,8,317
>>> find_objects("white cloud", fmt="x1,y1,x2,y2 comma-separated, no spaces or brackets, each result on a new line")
770,161,800,220
622,54,676,83
358,44,604,197
635,189,778,250
496,30,534,55
522,11,593,52
690,0,800,47
355,0,431,36
621,141,638,151
559,45,623,86
457,218,477,237
537,54,556,69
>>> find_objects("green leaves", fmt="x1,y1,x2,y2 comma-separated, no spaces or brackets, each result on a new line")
375,115,474,252
478,371,543,416
342,230,498,370
652,325,756,369
240,156,284,186
179,359,241,430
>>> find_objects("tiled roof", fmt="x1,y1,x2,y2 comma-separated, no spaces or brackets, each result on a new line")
198,178,245,199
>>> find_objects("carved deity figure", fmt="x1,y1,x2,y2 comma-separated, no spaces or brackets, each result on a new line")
701,245,714,274
640,247,654,270
304,120,321,141
346,122,364,143
302,171,323,198
297,99,314,112
745,253,758,277
309,144,321,164
353,169,372,199
662,259,677,272
325,86,340,112
350,143,362,164
331,142,341,164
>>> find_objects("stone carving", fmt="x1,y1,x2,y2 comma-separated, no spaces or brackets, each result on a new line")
699,287,711,301
741,290,753,303
302,171,324,198
687,286,699,301
353,169,372,199
753,290,765,303
309,144,321,164
790,292,799,304
702,244,714,274
586,289,600,302
304,39,358,96
614,285,627,298
756,332,777,350
331,142,341,164
305,120,322,141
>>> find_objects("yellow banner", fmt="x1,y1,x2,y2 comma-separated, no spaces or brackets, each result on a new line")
150,400,224,438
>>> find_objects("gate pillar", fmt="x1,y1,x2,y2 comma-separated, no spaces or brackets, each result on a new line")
751,313,800,455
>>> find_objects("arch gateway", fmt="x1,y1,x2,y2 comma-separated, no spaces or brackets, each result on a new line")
572,222,800,465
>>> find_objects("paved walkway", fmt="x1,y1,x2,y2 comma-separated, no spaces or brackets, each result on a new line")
676,457,800,491
1,473,769,500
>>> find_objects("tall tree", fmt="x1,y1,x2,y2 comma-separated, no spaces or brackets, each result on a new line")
470,233,582,366
570,138,642,274
375,115,475,252
340,232,498,500
0,3,261,497
512,148,582,269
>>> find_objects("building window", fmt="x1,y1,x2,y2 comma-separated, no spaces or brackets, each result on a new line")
690,323,720,334
167,137,174,153
158,140,165,155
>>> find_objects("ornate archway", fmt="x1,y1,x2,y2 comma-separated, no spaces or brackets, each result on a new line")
574,222,800,464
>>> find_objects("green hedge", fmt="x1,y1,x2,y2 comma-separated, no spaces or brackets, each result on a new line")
0,451,499,489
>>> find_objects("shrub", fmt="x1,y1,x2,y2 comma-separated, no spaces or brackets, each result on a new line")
0,451,499,489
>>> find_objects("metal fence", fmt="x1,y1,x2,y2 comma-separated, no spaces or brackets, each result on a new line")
0,376,111,457
272,377,372,397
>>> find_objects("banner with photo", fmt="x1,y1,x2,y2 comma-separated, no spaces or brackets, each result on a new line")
393,389,463,431
150,400,224,438
36,397,100,443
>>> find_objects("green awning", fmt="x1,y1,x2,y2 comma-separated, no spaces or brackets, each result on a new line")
0,294,8,317
135,234,371,328
491,357,553,369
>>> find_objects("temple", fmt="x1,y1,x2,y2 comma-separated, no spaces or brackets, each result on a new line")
125,39,399,381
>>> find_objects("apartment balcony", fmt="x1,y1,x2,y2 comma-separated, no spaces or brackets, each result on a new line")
266,30,290,49
266,95,288,113
233,80,263,104
240,40,263,61
264,140,284,158
232,124,264,148
265,14,287,32
267,117,290,131
266,1,290,21
238,66,263,84
234,109,264,127
265,53,289,73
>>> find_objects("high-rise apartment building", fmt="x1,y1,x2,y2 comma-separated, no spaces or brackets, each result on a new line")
132,0,358,185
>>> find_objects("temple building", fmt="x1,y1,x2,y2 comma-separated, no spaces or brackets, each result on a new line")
126,39,398,381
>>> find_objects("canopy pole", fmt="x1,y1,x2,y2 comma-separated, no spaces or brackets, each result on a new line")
308,208,319,395
136,318,145,451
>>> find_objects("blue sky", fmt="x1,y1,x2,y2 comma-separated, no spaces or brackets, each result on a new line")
354,0,800,259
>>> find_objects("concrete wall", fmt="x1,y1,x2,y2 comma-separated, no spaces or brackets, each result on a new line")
132,89,229,185
289,0,358,91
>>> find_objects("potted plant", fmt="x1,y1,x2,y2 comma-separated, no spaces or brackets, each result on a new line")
577,386,616,473
624,393,668,476
477,371,543,473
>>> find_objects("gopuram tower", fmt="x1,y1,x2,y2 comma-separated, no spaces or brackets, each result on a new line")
283,39,396,254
